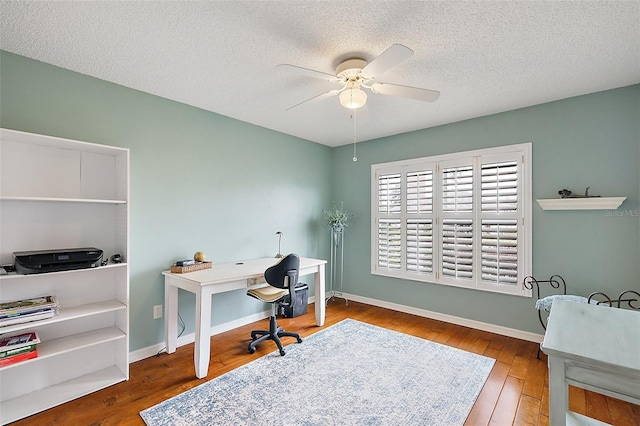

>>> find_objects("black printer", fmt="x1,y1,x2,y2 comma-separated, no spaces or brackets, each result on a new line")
13,248,103,275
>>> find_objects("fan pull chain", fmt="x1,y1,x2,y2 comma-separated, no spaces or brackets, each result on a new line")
352,108,358,162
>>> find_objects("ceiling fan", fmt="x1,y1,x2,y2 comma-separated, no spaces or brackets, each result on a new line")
277,43,440,111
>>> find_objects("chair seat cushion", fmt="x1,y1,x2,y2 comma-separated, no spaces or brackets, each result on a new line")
247,285,287,303
535,294,589,312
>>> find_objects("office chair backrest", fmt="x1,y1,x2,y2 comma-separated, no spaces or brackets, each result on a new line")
265,254,300,308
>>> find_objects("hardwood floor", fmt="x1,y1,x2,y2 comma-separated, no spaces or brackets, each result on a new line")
12,300,640,425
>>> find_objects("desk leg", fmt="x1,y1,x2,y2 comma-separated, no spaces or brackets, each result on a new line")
194,289,212,379
164,280,178,354
547,355,568,426
314,264,326,326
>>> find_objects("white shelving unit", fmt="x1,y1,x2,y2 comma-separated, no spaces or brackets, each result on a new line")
0,128,129,424
536,197,626,211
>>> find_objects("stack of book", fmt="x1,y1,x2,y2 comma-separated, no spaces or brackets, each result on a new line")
0,331,40,367
0,296,59,327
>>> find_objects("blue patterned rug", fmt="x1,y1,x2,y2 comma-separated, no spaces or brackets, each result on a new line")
140,318,495,425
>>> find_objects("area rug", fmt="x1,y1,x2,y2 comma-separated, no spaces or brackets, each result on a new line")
140,318,495,425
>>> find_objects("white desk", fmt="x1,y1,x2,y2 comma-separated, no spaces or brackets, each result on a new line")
162,257,326,378
541,299,640,425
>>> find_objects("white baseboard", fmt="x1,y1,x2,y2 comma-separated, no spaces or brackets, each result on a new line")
129,293,542,363
342,293,543,343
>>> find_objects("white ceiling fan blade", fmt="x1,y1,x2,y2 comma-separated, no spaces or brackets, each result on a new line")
286,89,340,112
360,44,414,79
276,64,339,82
371,82,440,103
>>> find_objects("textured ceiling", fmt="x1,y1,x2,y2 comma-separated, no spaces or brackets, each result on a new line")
1,1,639,147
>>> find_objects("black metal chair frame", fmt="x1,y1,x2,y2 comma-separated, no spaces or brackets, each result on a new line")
524,275,639,359
522,274,567,330
587,290,640,310
247,254,303,356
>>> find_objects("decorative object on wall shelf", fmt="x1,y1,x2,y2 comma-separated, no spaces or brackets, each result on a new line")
557,187,599,198
537,187,625,210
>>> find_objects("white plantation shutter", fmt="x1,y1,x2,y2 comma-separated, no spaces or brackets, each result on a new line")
376,171,403,272
378,173,401,214
406,170,434,274
377,218,402,269
372,143,531,296
406,219,433,273
481,161,518,212
442,166,473,212
441,162,474,283
442,219,473,279
480,158,521,287
481,219,518,284
407,171,433,214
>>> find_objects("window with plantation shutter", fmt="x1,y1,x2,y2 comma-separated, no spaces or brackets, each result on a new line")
372,143,531,297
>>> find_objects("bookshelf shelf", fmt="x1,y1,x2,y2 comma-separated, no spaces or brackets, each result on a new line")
0,300,126,335
0,366,126,424
0,128,130,425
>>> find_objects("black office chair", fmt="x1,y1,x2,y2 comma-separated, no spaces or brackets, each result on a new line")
247,253,303,355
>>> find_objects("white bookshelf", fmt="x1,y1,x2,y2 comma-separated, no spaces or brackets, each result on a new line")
0,128,130,424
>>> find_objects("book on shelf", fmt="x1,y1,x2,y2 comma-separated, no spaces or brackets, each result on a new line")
0,348,38,367
0,343,37,359
0,295,58,316
0,331,40,351
0,309,56,327
0,296,58,327
0,331,40,367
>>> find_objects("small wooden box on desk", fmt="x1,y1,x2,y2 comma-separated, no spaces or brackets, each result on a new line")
170,261,212,274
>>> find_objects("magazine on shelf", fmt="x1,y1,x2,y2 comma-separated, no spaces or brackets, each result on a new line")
0,348,38,367
0,309,55,327
0,296,58,316
0,331,40,349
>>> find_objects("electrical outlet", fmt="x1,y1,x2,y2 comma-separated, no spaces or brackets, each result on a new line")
153,304,163,319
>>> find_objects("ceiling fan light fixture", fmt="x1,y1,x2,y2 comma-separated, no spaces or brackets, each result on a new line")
339,87,367,109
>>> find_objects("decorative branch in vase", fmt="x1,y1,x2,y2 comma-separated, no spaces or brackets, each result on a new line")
323,202,354,232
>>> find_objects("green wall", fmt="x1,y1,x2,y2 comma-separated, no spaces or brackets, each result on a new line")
0,51,332,351
1,50,638,350
332,85,640,333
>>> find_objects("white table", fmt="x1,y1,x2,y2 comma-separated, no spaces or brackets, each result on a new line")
162,257,326,378
541,299,640,425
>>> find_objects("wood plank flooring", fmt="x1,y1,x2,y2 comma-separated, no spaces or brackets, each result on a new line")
11,300,640,425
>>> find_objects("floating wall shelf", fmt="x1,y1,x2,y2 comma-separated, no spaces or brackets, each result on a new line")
536,197,626,211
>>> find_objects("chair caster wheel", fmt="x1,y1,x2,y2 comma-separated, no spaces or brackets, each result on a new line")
279,350,286,356
296,337,303,343
248,345,255,354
